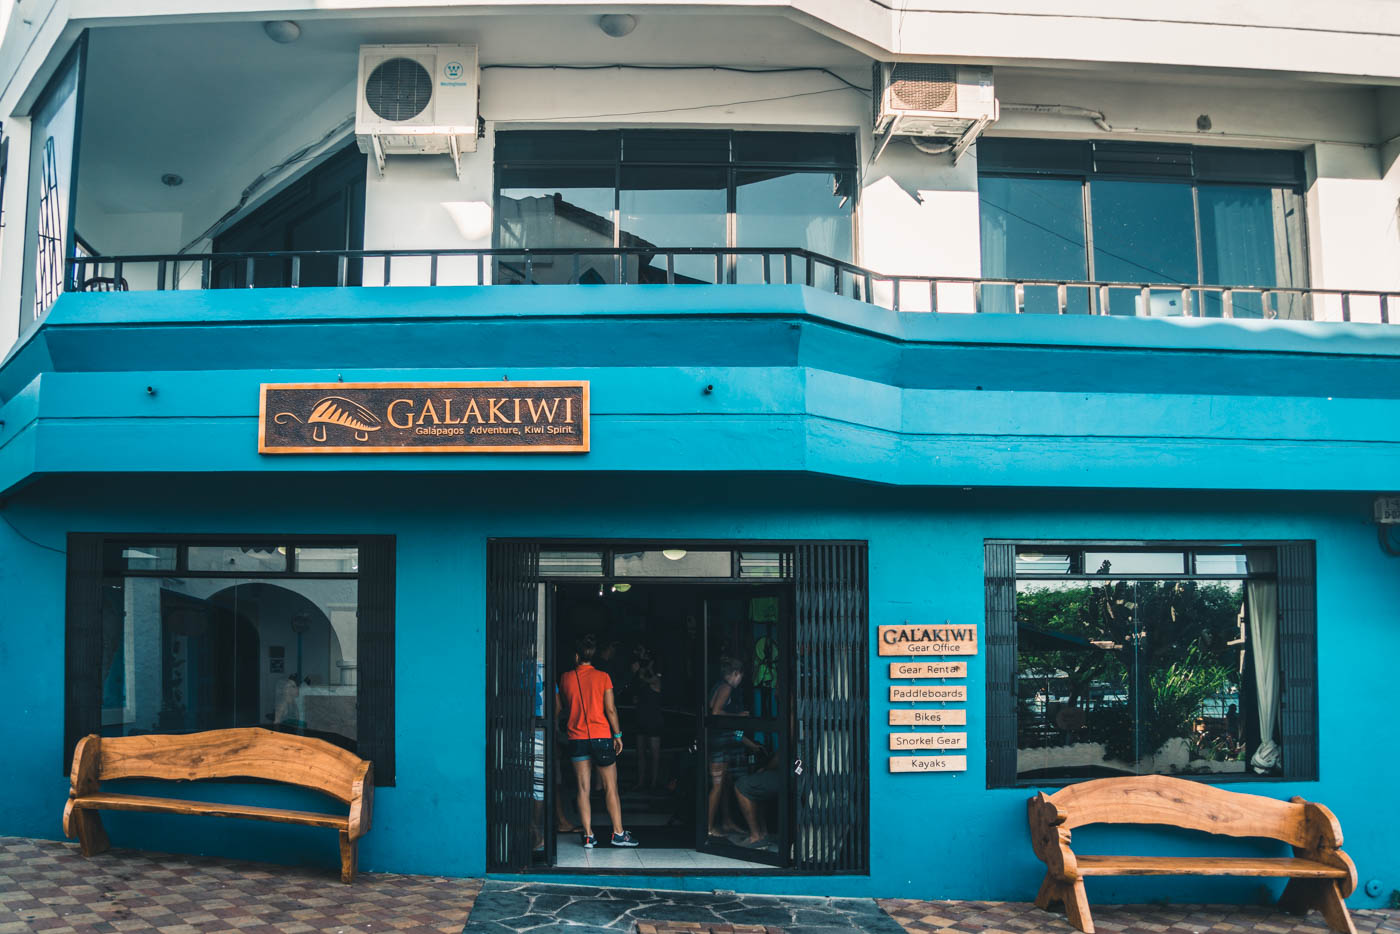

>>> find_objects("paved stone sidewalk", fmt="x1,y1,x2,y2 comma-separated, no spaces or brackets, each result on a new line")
879,897,1400,934
0,837,481,934
463,880,905,933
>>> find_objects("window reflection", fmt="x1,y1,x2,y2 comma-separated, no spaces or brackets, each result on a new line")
979,176,1089,314
497,167,616,284
735,170,853,288
1089,180,1196,316
620,166,726,284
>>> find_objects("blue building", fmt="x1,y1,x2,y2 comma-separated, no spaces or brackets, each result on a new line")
0,0,1398,910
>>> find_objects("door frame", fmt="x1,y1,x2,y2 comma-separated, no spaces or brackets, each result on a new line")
488,538,868,876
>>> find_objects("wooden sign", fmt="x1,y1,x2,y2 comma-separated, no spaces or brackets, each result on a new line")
890,732,966,751
890,661,967,679
890,684,967,703
889,708,966,726
878,623,978,657
259,382,589,454
889,755,968,773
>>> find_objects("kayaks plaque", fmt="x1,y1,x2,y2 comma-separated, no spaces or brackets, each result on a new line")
259,381,589,453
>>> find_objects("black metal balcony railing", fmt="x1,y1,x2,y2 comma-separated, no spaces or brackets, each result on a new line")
66,247,1400,323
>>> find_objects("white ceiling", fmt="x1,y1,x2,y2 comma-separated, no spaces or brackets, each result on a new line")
78,12,867,217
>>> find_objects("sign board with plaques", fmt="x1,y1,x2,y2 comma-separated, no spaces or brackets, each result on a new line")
890,732,966,751
259,381,589,454
890,684,967,703
878,624,978,656
890,661,967,679
889,708,966,726
889,755,968,773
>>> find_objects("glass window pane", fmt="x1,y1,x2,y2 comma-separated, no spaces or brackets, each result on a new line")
1082,552,1184,575
538,550,604,577
101,574,359,749
1193,553,1248,575
495,130,619,162
496,166,616,284
732,131,855,167
739,552,786,578
979,176,1089,315
119,546,176,571
623,129,729,163
735,170,853,287
295,547,359,573
1197,185,1301,319
614,549,731,577
188,545,286,573
1015,550,1072,575
1089,179,1196,315
619,166,727,284
21,44,81,325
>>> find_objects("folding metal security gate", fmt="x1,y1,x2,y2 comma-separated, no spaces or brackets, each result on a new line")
484,541,540,872
793,542,869,873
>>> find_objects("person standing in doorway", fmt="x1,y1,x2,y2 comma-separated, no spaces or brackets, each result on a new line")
558,634,639,848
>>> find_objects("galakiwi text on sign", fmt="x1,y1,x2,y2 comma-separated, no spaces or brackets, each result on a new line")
877,623,978,656
259,381,589,454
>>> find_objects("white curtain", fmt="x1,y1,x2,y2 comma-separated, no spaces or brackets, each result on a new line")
1246,550,1281,773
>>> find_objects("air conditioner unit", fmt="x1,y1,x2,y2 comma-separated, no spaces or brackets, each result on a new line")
356,44,478,178
871,63,997,163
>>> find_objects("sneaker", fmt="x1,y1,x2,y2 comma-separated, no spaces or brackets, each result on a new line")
611,831,640,847
581,833,597,849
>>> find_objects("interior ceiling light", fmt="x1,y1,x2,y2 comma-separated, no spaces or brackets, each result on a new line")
661,548,687,561
598,14,637,38
160,173,183,187
264,20,302,43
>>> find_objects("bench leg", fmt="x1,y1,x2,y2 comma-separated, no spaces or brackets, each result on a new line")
1280,879,1356,934
1062,879,1094,934
1034,872,1062,910
73,809,110,858
339,831,357,884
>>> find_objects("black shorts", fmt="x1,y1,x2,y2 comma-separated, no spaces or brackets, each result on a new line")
567,737,617,767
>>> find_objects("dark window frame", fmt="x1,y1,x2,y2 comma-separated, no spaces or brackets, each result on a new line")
977,138,1309,296
984,539,1318,789
492,129,859,265
64,533,396,785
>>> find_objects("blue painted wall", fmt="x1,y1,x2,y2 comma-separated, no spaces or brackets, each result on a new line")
1,286,1396,905
1,473,1394,905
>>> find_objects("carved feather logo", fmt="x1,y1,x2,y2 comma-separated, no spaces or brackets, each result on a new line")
274,396,384,443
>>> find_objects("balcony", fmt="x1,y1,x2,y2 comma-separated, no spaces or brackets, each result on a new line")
68,247,1400,323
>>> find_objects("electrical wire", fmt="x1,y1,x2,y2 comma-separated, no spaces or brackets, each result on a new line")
481,63,870,94
0,511,66,555
481,85,857,124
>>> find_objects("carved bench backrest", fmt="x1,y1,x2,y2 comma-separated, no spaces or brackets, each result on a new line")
92,728,366,804
1044,775,1313,848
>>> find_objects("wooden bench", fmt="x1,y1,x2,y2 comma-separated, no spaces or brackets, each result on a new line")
62,727,373,883
1027,775,1357,934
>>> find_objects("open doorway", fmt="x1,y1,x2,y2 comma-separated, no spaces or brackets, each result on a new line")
545,581,791,871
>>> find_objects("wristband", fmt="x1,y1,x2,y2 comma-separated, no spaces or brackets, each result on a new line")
613,732,623,739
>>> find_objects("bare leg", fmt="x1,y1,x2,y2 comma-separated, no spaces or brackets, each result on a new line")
597,762,624,835
735,789,765,844
571,759,594,837
706,761,726,835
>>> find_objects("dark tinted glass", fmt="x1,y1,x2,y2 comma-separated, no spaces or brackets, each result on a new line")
494,130,620,163
623,130,729,163
1198,185,1298,318
979,176,1089,314
732,131,856,166
1090,179,1196,315
735,170,853,285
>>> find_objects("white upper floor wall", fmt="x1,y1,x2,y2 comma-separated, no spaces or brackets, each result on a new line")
0,1,1398,350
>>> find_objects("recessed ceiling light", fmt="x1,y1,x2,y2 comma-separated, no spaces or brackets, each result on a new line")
264,20,302,43
160,173,183,187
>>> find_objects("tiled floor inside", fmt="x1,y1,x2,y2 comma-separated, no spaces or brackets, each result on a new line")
552,837,769,872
